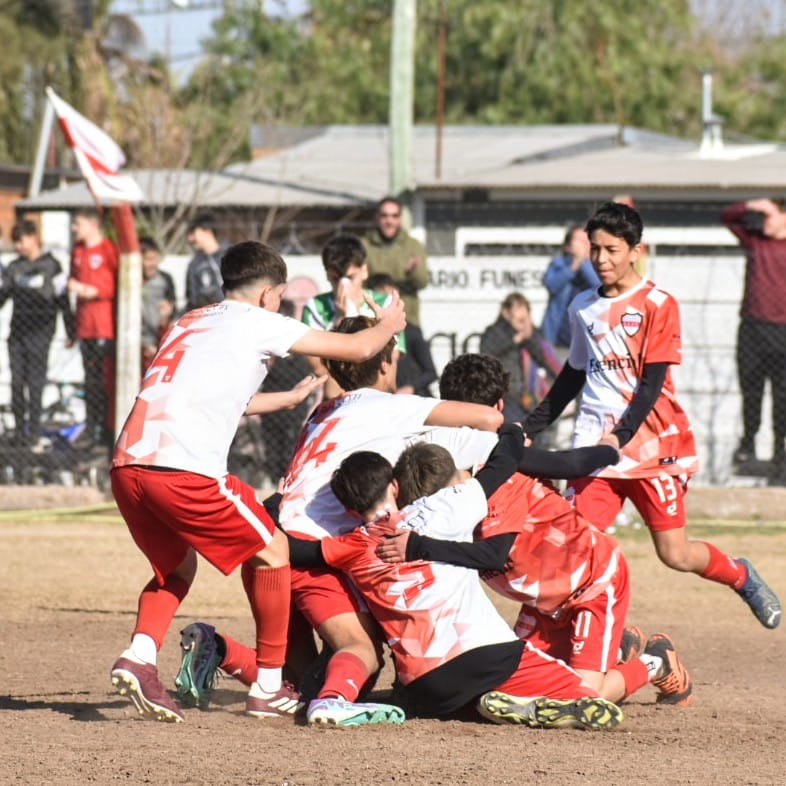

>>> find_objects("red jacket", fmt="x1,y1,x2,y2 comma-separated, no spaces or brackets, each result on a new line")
70,238,119,340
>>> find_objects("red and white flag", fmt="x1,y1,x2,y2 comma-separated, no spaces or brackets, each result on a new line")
46,86,145,204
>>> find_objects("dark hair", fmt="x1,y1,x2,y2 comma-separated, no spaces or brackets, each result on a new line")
11,219,37,242
139,236,160,254
439,353,509,408
278,298,296,318
187,212,219,235
585,201,643,247
331,451,393,515
563,224,584,247
500,291,530,313
393,442,457,507
74,207,101,221
221,241,287,292
367,272,396,291
325,315,395,391
376,196,402,214
321,235,366,278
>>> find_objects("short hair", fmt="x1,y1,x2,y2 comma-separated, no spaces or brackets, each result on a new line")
563,224,584,247
770,197,786,212
500,291,530,313
325,315,395,391
394,442,457,507
221,241,287,292
187,211,219,235
439,353,509,407
278,298,296,318
74,207,101,222
376,196,402,215
331,451,393,515
321,235,366,278
11,220,37,242
367,272,396,291
585,201,643,248
139,236,160,254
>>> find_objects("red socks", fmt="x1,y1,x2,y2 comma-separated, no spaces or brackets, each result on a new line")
318,652,370,702
241,562,291,668
219,634,257,686
611,658,650,699
133,574,190,650
699,542,747,588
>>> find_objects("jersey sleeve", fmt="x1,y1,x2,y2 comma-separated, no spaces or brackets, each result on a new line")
566,296,589,370
414,426,497,471
401,479,488,541
320,531,364,570
643,292,682,366
256,310,311,357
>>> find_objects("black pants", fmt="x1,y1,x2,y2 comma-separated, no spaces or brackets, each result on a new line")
79,338,114,439
8,330,53,437
736,319,786,458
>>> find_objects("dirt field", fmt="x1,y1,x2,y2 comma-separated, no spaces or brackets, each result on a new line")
2,510,785,786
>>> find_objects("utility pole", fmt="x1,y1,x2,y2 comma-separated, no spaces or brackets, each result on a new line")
389,0,416,204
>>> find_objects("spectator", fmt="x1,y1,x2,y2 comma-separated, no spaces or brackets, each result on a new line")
541,226,599,357
185,212,227,312
367,272,437,396
67,208,118,448
1,220,75,447
721,198,786,482
140,237,176,373
362,196,429,327
480,292,562,425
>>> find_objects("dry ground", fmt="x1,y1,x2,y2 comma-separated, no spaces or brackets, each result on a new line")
1,503,785,786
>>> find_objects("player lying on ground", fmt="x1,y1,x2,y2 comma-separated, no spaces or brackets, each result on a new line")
109,241,406,723
523,201,781,630
377,352,693,707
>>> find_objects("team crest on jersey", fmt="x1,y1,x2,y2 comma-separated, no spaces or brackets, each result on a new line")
621,310,643,337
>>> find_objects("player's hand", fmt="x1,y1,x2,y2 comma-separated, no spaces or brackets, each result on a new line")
290,374,327,404
374,530,410,563
597,433,621,461
365,290,406,334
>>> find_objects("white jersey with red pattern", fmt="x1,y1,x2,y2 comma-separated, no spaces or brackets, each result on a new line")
113,301,309,478
567,278,698,478
279,388,441,540
477,473,621,616
321,480,517,685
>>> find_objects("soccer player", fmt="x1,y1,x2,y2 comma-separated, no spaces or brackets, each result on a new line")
175,314,503,726
316,436,623,729
523,201,781,630
109,241,406,723
378,352,693,708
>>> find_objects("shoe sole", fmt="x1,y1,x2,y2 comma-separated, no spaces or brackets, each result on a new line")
111,668,183,723
478,692,623,730
308,707,406,727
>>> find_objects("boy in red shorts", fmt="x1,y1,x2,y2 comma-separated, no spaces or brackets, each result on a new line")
109,241,405,723
523,202,781,630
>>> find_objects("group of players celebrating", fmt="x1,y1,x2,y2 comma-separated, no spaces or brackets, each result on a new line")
108,202,781,730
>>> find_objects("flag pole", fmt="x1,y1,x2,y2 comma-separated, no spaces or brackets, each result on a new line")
111,203,142,441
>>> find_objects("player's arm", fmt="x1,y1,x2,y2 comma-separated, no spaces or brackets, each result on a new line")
244,374,326,416
399,531,515,570
424,400,503,432
605,361,669,449
523,363,586,436
286,534,329,569
289,293,406,362
518,444,620,479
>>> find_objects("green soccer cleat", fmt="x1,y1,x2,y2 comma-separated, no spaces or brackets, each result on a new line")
174,622,222,709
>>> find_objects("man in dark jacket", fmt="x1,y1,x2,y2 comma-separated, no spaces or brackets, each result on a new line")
185,212,227,312
2,220,75,446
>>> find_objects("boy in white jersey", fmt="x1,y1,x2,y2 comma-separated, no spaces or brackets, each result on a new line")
109,241,406,723
523,202,781,630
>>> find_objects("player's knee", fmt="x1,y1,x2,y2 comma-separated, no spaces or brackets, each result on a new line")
655,542,693,571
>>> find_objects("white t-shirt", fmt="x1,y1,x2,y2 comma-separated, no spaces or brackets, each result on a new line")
113,300,310,478
279,388,441,539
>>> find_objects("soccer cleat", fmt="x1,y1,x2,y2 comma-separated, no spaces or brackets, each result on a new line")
618,625,645,664
735,558,782,629
246,681,304,718
111,655,184,723
644,633,693,706
306,697,405,727
175,622,222,709
477,692,622,730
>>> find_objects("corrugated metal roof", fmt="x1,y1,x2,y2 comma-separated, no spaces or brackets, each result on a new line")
17,124,786,211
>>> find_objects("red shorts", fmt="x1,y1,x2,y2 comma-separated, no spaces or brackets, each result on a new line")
569,473,688,533
111,465,276,583
494,641,599,699
290,564,363,631
512,555,630,674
